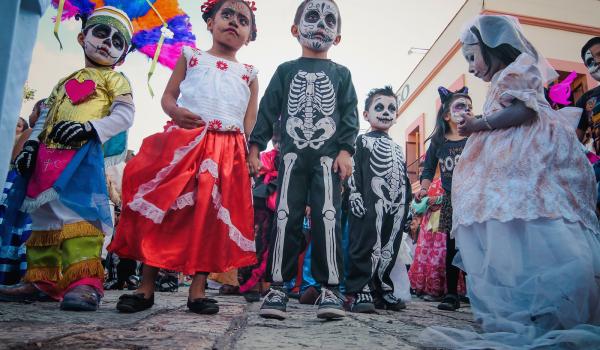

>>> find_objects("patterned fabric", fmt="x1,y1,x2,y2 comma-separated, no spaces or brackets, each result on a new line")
178,47,258,132
0,170,31,285
439,193,453,235
40,68,132,150
408,209,466,297
453,53,598,233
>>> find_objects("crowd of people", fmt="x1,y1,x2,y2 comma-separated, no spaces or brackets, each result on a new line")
0,0,599,348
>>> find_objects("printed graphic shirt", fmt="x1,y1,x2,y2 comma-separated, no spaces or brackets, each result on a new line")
249,57,359,157
420,138,468,194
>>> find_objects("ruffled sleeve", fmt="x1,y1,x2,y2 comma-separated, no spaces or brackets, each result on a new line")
496,53,543,113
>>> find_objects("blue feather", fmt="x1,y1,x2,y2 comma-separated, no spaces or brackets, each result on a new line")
104,0,158,19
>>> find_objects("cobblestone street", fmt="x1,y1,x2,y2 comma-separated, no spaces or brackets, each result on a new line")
0,289,477,349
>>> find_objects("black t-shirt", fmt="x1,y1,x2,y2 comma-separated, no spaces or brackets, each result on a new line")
576,86,600,152
420,138,468,193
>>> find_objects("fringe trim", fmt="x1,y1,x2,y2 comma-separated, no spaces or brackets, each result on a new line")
26,222,103,247
23,266,60,283
58,259,104,290
104,150,127,168
21,188,59,213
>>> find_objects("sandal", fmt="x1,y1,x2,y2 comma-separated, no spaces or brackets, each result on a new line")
116,293,154,313
187,298,219,314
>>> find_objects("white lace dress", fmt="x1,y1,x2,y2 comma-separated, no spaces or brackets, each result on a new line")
422,53,600,349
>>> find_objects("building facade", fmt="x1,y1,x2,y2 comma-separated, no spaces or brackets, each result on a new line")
390,0,600,189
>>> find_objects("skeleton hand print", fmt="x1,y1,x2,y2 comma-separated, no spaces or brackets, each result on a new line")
349,192,366,218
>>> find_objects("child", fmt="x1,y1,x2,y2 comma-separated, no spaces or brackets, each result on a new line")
424,15,600,348
415,86,471,311
345,86,411,313
0,6,135,311
109,0,259,315
248,0,359,320
576,37,600,151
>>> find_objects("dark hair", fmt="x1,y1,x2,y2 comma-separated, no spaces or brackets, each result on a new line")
17,117,29,131
425,92,471,147
364,85,396,111
581,37,600,60
294,0,342,35
469,26,536,76
203,0,257,41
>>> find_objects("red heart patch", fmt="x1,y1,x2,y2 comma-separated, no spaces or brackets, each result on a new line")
65,79,96,105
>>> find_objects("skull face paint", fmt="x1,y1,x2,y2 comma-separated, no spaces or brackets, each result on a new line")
584,48,600,81
83,24,127,66
448,97,473,124
365,95,397,131
297,0,339,52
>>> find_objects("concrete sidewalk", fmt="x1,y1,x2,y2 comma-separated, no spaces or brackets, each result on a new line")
0,289,477,349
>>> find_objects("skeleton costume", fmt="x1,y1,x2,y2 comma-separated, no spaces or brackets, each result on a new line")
250,58,359,287
345,131,411,297
9,7,135,301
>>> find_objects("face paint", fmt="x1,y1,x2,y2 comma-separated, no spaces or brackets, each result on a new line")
297,0,339,52
83,23,127,66
462,44,494,82
365,95,397,131
584,48,600,81
448,97,473,124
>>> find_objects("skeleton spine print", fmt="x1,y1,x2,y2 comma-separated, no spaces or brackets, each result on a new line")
286,70,337,150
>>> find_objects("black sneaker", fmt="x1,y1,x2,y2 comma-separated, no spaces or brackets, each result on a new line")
317,287,346,319
350,292,375,313
437,294,460,311
259,288,288,320
382,292,406,312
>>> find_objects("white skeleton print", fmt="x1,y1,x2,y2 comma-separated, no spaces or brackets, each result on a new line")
286,70,337,150
363,135,407,290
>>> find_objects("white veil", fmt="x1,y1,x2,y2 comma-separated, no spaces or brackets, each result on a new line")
460,15,558,84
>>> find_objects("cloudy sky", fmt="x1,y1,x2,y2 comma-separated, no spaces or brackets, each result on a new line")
22,0,465,151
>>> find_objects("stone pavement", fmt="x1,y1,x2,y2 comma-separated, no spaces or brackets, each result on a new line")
0,289,477,349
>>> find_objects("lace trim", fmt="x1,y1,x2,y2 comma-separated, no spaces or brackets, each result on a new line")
128,128,208,223
170,192,195,211
200,159,255,252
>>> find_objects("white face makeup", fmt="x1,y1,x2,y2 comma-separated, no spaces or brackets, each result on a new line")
297,0,339,52
365,95,398,131
462,44,494,82
584,49,600,81
83,23,127,66
448,97,473,124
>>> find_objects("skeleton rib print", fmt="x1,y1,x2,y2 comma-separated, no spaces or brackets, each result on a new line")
363,135,406,208
286,70,337,150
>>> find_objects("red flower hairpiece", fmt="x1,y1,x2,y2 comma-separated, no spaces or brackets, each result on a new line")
201,0,257,13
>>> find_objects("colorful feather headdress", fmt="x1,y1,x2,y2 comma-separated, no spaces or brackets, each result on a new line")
52,0,197,96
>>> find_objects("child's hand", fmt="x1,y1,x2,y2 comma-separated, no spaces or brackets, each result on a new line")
333,150,353,181
414,188,428,202
172,107,205,129
247,145,262,176
458,115,483,137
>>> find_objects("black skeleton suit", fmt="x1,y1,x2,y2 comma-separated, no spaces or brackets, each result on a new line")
346,130,411,295
249,57,359,287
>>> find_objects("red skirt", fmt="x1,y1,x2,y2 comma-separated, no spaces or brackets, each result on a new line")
109,125,256,274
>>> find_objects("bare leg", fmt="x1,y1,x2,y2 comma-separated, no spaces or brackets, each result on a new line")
189,272,208,300
136,265,159,298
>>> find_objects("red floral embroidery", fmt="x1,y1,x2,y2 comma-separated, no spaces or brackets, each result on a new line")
209,120,223,130
189,56,198,68
216,61,228,71
242,75,250,84
243,63,254,73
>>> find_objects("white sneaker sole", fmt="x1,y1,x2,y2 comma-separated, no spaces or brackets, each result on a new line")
317,307,346,319
259,308,286,320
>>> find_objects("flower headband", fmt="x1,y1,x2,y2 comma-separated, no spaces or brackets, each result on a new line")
201,0,257,14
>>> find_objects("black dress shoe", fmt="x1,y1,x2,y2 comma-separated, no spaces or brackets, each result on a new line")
116,293,154,313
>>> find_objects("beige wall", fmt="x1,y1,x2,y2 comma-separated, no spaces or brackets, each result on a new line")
391,0,600,167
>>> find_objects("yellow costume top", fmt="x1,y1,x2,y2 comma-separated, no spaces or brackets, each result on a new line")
41,67,131,149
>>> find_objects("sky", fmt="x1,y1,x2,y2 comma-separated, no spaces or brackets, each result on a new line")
21,0,465,151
